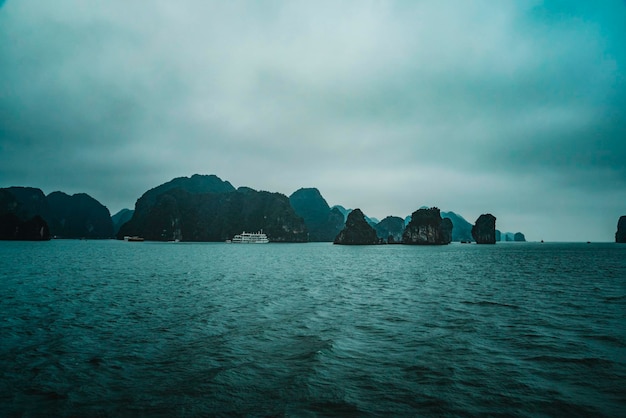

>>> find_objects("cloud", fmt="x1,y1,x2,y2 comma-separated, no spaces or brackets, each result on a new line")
1,1,625,241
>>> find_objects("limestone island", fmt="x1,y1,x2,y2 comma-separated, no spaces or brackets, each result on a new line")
472,214,497,244
616,216,626,243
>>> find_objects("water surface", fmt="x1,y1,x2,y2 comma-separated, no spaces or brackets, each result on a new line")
1,240,625,416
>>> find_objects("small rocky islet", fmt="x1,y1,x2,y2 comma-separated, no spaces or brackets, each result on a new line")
616,216,626,243
334,207,498,246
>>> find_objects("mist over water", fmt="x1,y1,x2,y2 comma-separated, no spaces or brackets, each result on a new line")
1,240,625,416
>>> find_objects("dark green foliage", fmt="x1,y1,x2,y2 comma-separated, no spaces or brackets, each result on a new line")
289,188,344,241
441,217,453,244
333,208,378,245
0,187,110,239
0,213,50,240
118,188,308,242
332,205,349,221
2,187,51,220
1,188,52,240
402,207,452,245
0,189,20,216
47,191,113,238
328,207,346,238
374,216,405,243
616,216,626,243
495,230,525,242
441,211,473,242
111,209,134,234
134,174,235,218
472,214,496,244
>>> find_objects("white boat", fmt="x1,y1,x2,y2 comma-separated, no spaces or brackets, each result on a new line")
124,236,144,242
228,231,269,244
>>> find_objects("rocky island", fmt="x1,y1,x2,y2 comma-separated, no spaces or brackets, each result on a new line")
0,187,111,239
333,208,379,245
117,175,308,242
2,174,530,243
616,216,626,243
402,207,452,245
374,216,405,244
289,188,344,242
472,214,496,244
0,213,50,240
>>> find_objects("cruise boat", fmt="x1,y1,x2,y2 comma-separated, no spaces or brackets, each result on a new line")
124,236,144,242
228,231,269,244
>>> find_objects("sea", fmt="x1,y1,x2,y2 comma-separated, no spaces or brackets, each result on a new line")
1,240,625,417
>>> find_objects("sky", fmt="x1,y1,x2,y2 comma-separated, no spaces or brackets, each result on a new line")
1,1,625,242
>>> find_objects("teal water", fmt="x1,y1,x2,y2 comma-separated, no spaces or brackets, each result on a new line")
1,240,625,417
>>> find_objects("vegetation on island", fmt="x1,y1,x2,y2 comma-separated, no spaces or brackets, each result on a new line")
616,216,626,243
0,187,112,239
117,176,307,242
1,174,538,243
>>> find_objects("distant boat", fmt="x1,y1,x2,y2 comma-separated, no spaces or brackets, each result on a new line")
124,236,144,242
228,231,269,244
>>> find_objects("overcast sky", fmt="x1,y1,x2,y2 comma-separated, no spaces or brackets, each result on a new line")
1,1,625,242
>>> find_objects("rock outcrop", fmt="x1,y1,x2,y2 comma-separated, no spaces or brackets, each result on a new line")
374,216,405,243
47,191,113,238
1,187,51,220
402,207,452,245
118,175,308,242
132,174,236,221
472,214,496,244
616,216,626,243
111,209,134,235
289,188,344,241
0,187,111,239
496,230,526,242
0,213,51,240
333,208,379,245
441,211,473,242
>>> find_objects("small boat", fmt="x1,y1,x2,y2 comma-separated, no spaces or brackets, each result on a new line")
227,231,269,244
124,236,144,242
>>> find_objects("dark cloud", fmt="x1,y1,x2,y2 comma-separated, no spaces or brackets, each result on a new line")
1,1,625,241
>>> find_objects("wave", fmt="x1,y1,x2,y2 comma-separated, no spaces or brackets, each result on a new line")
461,300,520,309
604,294,626,302
525,355,613,367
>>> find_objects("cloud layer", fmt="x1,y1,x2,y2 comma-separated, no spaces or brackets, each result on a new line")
1,1,625,241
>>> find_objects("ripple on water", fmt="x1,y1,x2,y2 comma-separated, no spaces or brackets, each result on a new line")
0,241,625,416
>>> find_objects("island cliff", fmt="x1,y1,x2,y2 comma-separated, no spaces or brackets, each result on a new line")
289,188,344,241
0,187,111,239
496,230,526,242
472,214,496,244
333,208,379,245
47,191,113,238
0,213,51,240
374,216,405,243
616,216,626,243
440,211,473,242
111,209,134,235
117,175,307,242
402,207,452,245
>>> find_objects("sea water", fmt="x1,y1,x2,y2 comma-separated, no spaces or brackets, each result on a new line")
1,240,625,417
